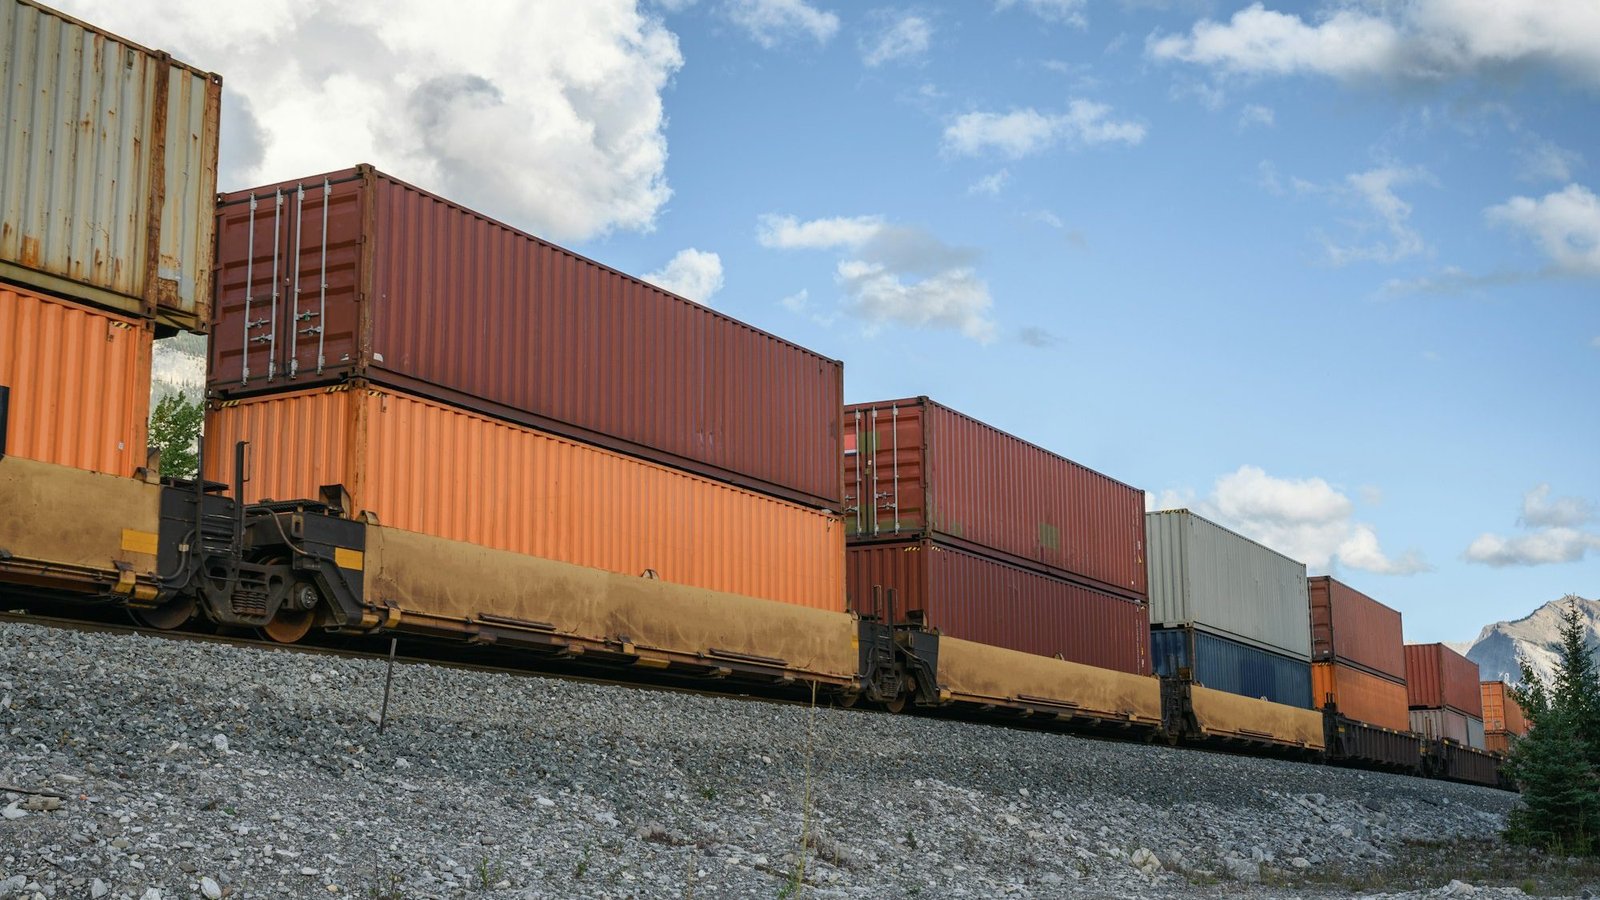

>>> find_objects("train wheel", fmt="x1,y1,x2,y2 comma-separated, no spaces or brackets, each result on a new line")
884,692,908,714
129,595,195,630
260,608,315,644
835,691,860,709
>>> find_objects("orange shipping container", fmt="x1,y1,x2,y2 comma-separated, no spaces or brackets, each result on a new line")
0,285,152,476
1485,731,1515,756
1313,661,1411,732
204,383,845,611
1480,681,1529,735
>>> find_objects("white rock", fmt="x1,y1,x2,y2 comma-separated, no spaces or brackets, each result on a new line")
211,734,229,753
0,803,25,820
535,797,555,808
200,877,222,900
1290,857,1311,869
89,880,108,899
141,889,163,900
1444,880,1476,896
1222,856,1260,883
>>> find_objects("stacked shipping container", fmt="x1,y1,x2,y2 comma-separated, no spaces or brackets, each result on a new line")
1146,510,1313,707
1480,681,1529,755
1404,643,1486,749
203,166,847,612
842,398,1150,673
0,0,219,470
1308,576,1410,732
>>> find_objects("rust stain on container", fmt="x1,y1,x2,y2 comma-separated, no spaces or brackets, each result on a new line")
203,383,845,612
1480,681,1527,735
844,397,1146,599
1308,576,1406,682
846,538,1149,674
1403,643,1483,716
208,166,842,509
1312,661,1410,732
0,286,151,475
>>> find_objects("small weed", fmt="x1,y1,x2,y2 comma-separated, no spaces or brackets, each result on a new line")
366,872,405,900
903,829,918,851
775,864,804,900
476,854,505,890
700,787,716,802
573,845,593,881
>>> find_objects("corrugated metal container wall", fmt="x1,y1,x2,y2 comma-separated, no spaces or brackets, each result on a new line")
1403,643,1483,716
846,539,1149,674
1485,732,1513,756
203,384,845,611
1145,510,1311,659
1311,661,1410,732
842,398,1146,598
0,0,220,333
1466,716,1486,751
0,286,151,474
1410,708,1469,744
1150,627,1312,708
1480,682,1528,735
1308,576,1406,680
207,167,842,509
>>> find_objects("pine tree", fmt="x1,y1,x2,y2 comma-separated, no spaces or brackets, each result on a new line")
148,393,204,480
1506,600,1600,855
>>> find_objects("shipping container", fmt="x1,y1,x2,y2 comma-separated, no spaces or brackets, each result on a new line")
1485,731,1515,756
1311,661,1410,732
1480,681,1528,735
0,0,219,333
1151,626,1312,708
1308,576,1405,681
843,397,1145,598
1404,643,1483,716
1409,708,1486,749
1146,510,1311,659
0,285,151,475
846,539,1149,674
203,383,845,611
207,166,842,509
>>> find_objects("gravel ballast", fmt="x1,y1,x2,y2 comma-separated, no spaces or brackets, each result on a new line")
0,621,1563,898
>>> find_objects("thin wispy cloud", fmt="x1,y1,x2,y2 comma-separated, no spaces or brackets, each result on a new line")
862,13,932,66
943,101,1145,159
726,0,839,48
996,0,1087,29
968,169,1011,196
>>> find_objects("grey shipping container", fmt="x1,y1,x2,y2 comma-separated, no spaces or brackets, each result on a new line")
0,0,220,333
1146,510,1311,659
1151,626,1312,708
1410,708,1486,749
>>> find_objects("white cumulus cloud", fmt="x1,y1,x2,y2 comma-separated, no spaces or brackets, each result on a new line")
1486,183,1600,275
1152,465,1432,575
1465,485,1600,567
726,0,839,47
758,213,996,342
863,13,932,66
1148,1,1600,87
996,0,1087,28
1520,484,1595,529
642,248,725,305
943,101,1145,159
66,0,682,244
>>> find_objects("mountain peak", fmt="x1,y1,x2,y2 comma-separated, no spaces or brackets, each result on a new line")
1463,594,1600,687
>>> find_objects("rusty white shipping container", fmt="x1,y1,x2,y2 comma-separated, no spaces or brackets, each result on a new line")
0,0,220,333
1145,509,1312,660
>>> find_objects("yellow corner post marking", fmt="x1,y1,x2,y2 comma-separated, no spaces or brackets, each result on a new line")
334,548,365,571
120,529,159,555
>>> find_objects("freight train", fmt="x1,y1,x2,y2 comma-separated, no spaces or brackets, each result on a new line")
0,0,1508,793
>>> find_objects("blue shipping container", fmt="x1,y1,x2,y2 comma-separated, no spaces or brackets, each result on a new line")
1152,626,1313,709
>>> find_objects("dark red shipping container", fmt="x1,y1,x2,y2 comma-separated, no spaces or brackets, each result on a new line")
1404,643,1483,716
844,397,1146,599
847,539,1150,675
208,166,843,509
1309,576,1406,681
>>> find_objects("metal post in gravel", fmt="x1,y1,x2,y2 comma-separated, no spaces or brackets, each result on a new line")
378,638,398,734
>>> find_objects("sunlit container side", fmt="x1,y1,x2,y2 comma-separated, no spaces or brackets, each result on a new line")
0,286,151,475
1145,510,1311,660
1308,576,1406,681
1151,626,1312,708
0,0,220,333
1410,708,1486,749
842,397,1146,599
203,384,845,612
1403,643,1483,716
846,539,1149,674
1480,681,1528,735
1311,661,1410,732
207,166,843,509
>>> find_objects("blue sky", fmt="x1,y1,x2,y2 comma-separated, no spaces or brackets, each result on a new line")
83,0,1599,642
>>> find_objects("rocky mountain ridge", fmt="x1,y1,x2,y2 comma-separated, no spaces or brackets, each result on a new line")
1462,595,1600,687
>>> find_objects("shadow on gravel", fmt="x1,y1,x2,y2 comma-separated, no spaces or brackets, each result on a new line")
1266,839,1600,896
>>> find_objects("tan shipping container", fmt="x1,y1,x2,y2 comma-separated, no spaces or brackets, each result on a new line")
1,285,151,475
0,0,220,333
203,383,845,612
1312,661,1410,732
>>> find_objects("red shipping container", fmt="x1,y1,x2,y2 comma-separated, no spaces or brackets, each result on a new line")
846,539,1150,675
844,397,1146,599
1309,576,1406,681
208,166,843,509
1404,643,1483,716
